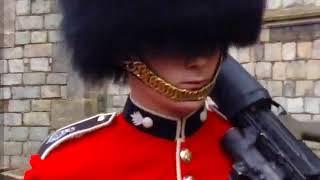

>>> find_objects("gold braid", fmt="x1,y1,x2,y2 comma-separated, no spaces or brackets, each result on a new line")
125,56,222,101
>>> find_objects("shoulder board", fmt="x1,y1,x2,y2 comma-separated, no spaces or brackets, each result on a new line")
205,97,228,120
38,112,117,160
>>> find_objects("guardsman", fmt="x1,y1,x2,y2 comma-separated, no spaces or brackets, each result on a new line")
24,0,265,179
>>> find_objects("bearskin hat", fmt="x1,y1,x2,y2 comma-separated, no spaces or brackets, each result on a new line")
59,0,266,82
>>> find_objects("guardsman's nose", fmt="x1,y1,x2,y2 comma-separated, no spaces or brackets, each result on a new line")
184,56,208,69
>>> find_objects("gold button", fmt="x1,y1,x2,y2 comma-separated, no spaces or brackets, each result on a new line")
180,148,192,163
183,175,194,180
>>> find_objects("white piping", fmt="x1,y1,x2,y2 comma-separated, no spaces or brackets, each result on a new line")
181,118,187,141
41,112,116,160
175,120,182,180
55,113,113,132
205,97,228,120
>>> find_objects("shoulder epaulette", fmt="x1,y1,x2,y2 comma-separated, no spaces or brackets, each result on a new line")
38,112,117,160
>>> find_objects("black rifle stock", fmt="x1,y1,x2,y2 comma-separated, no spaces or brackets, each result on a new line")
211,55,320,180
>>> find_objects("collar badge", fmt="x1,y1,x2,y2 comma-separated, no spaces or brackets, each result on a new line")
131,111,153,128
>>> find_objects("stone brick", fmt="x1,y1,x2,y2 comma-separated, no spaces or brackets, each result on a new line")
23,72,46,84
255,62,272,79
297,42,312,59
107,84,120,95
10,156,28,168
52,43,71,72
287,98,304,113
1,74,22,85
304,0,315,5
12,86,40,99
315,81,320,96
16,0,31,15
41,85,61,98
61,86,67,99
1,47,23,59
304,141,320,152
5,127,29,141
241,63,254,76
4,142,23,155
265,43,282,61
0,87,11,99
282,42,296,61
45,14,62,29
29,127,49,141
65,72,87,99
3,33,14,48
273,97,287,109
313,115,320,121
4,127,10,141
30,58,50,71
304,98,320,114
291,114,312,122
31,31,47,43
314,24,320,39
270,27,297,42
112,95,127,107
49,0,58,11
286,61,306,79
284,81,295,97
238,47,251,63
267,81,283,97
24,44,52,57
16,16,43,30
296,81,314,96
294,25,314,41
32,100,51,111
228,47,238,59
51,100,87,129
283,0,303,8
260,29,270,42
267,0,282,9
49,30,63,42
15,31,30,45
272,62,286,80
4,0,15,36
0,101,8,113
306,60,320,79
24,112,50,125
1,156,10,168
312,39,320,59
119,85,130,95
47,73,67,84
8,100,30,112
3,113,22,126
252,44,264,61
31,0,51,14
8,59,24,73
23,141,42,155
0,60,8,73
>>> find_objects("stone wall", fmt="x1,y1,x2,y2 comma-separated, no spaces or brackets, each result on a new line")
1,0,104,169
1,0,320,171
267,0,320,9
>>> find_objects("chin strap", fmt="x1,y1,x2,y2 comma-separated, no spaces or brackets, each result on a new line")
125,54,223,101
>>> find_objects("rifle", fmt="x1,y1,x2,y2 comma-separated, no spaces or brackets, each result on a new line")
211,55,320,180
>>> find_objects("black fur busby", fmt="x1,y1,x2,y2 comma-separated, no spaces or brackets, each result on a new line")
59,0,266,82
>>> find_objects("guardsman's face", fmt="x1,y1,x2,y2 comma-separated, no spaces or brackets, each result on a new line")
128,50,220,118
144,51,220,91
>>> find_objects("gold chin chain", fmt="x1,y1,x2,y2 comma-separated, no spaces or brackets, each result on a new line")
125,59,222,102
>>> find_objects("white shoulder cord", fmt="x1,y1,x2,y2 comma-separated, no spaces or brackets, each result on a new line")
175,118,187,180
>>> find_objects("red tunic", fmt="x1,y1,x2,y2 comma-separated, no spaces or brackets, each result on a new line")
25,98,232,180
